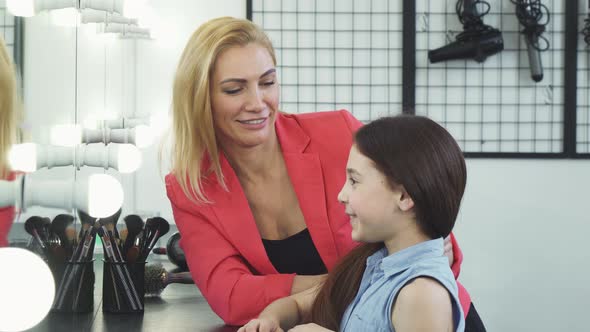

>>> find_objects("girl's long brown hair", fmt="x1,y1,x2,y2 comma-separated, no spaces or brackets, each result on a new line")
310,115,467,330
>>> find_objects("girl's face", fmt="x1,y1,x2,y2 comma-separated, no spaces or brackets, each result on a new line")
337,145,404,243
210,43,280,150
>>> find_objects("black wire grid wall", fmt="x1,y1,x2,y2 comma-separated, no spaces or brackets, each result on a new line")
578,0,590,156
0,0,15,60
0,0,23,89
416,0,564,155
254,0,585,158
250,0,404,122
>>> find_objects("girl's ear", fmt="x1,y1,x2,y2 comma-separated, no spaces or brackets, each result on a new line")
398,187,414,212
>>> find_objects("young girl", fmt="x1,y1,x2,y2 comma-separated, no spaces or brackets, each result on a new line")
239,114,467,332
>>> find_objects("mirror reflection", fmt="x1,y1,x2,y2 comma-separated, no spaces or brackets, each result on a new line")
1,1,244,331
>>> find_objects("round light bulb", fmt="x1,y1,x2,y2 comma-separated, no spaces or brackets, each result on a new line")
7,0,35,17
0,248,55,331
134,124,153,148
116,144,142,173
88,174,124,218
8,143,38,172
51,124,82,147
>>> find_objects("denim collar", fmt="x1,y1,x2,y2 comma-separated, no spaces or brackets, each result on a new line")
366,237,445,277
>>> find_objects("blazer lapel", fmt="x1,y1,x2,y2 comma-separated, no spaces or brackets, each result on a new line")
208,113,340,275
282,152,340,270
207,154,279,275
277,115,340,269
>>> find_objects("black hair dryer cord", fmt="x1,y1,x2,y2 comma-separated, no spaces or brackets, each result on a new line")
511,0,550,82
582,1,590,46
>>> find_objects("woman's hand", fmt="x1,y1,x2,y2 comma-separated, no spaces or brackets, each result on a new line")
444,235,454,267
238,318,284,332
287,323,334,332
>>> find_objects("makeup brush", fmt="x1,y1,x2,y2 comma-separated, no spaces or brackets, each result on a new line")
118,227,140,262
126,240,140,263
77,209,97,242
98,218,124,263
77,209,100,255
40,217,52,244
102,208,122,239
144,263,194,297
51,214,74,240
24,216,48,252
140,217,170,262
51,214,74,253
71,222,99,310
97,225,142,310
119,228,128,245
66,226,78,251
54,220,97,310
122,215,144,254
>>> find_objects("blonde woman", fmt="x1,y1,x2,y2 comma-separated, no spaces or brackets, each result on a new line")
0,36,20,247
165,17,475,327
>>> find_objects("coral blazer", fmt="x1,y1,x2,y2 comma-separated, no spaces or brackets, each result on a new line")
0,172,17,247
165,110,470,325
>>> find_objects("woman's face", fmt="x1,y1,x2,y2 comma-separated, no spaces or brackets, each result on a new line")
337,145,402,243
210,43,279,150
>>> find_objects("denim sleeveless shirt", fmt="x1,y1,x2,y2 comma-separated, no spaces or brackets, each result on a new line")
339,238,465,332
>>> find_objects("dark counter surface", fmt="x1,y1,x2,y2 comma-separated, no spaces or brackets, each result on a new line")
27,254,237,332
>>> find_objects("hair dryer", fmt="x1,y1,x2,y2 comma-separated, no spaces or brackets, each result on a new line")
582,0,590,46
512,0,550,82
429,0,504,63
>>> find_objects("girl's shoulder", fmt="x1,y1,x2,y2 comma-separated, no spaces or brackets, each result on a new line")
392,277,455,331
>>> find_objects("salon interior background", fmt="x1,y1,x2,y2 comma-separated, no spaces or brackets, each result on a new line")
5,0,590,331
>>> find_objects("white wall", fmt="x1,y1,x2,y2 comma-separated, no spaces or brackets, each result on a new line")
133,0,246,221
19,1,590,331
456,159,590,331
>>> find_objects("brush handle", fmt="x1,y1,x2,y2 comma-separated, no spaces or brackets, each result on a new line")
126,245,140,263
70,228,88,262
77,226,97,262
31,229,46,250
100,226,142,310
54,264,75,309
107,229,143,309
108,266,122,310
108,230,124,262
72,264,88,310
165,271,194,286
139,229,161,262
122,230,140,259
55,230,71,253
54,226,97,309
113,264,139,310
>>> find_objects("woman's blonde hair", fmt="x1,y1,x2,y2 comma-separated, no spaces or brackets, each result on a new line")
170,17,276,203
0,36,20,180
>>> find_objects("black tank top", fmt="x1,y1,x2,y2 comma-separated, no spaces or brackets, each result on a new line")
261,228,328,275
